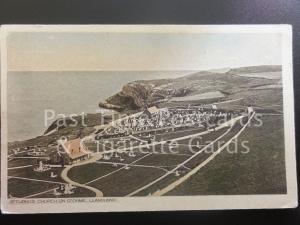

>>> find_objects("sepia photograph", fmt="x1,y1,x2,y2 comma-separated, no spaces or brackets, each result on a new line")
0,25,297,213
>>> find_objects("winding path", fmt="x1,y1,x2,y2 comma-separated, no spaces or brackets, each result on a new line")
60,154,103,197
60,115,246,198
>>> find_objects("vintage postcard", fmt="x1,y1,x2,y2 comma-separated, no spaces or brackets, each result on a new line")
0,25,297,213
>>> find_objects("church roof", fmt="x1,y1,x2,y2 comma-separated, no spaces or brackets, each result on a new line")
146,106,159,114
60,138,90,159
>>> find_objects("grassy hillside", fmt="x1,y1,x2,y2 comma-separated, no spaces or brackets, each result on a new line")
100,65,282,112
166,115,286,195
9,65,283,147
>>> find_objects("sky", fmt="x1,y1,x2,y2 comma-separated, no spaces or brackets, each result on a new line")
7,32,281,71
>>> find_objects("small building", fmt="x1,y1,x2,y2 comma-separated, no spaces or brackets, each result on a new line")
144,106,159,117
211,104,218,110
50,138,91,165
247,106,254,114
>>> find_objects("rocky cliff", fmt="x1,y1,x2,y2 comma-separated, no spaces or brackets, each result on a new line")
99,65,282,112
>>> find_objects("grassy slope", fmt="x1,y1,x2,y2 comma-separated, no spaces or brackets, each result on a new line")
68,163,118,184
167,115,286,195
8,178,57,198
89,166,165,196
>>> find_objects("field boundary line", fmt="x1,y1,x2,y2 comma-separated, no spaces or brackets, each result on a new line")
153,113,255,196
85,153,152,185
8,165,33,170
95,161,169,172
23,188,57,198
8,176,65,185
125,116,239,197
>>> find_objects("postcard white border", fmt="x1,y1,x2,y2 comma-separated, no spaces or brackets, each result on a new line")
1,25,297,213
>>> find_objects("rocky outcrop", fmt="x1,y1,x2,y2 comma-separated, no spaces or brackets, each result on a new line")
100,81,162,111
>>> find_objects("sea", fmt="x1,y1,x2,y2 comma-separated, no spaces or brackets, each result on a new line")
7,71,193,142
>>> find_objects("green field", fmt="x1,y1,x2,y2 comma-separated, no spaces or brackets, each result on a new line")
166,115,286,195
8,178,58,198
89,166,165,196
8,166,64,183
8,158,37,168
7,113,286,198
68,163,120,184
134,153,189,167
